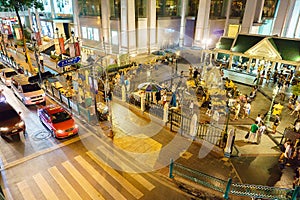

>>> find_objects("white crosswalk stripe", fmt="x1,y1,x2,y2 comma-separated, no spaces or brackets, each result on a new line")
33,173,59,200
13,150,155,200
87,151,144,199
62,160,105,200
17,180,37,200
97,147,155,191
48,166,83,200
74,155,127,200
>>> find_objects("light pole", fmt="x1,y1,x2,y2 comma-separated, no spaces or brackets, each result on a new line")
56,27,64,72
265,86,279,127
32,38,43,84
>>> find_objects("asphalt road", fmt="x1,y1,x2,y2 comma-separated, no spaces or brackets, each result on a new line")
0,82,194,200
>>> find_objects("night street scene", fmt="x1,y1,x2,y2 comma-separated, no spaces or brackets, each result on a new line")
0,0,300,199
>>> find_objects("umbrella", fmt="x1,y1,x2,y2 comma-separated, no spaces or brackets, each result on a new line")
138,82,162,92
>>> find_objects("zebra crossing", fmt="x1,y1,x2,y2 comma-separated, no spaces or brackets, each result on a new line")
5,149,156,200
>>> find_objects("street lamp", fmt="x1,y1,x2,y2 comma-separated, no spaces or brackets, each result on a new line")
265,85,279,127
31,37,43,84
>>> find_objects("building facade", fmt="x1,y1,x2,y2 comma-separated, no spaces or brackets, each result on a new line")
1,0,300,62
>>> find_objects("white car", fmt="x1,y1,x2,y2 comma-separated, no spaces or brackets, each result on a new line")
0,68,18,87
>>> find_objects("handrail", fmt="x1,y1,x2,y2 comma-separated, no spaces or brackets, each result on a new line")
169,159,300,200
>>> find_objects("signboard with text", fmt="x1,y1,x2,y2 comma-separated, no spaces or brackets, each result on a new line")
57,56,81,67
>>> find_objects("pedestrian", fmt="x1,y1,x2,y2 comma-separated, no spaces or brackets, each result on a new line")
233,101,241,120
278,83,287,101
212,109,220,125
273,70,278,85
189,65,193,77
248,121,259,143
180,70,184,78
162,93,167,106
290,101,300,116
189,100,194,113
272,114,280,134
266,68,271,84
255,114,263,124
242,101,251,119
279,139,293,166
256,122,266,144
205,100,212,116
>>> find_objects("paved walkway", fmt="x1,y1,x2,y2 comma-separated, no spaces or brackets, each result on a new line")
4,47,298,196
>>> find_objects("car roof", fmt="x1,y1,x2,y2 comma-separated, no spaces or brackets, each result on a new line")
0,102,15,112
12,74,30,84
1,68,16,73
43,105,65,114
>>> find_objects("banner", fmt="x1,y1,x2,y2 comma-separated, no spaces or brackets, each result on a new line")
74,42,81,56
35,32,42,46
69,43,75,57
58,37,66,54
54,38,61,55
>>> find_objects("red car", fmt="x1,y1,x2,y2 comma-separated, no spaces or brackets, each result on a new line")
38,104,78,138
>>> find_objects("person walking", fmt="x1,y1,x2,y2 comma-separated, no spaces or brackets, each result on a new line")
279,139,293,166
233,101,241,120
256,122,266,144
248,121,259,143
272,114,280,134
266,68,271,85
290,101,300,116
255,114,262,125
242,101,251,119
189,100,194,113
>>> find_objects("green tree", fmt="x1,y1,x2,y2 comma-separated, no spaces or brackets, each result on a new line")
0,0,43,73
291,83,300,96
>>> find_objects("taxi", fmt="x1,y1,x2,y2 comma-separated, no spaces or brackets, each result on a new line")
38,104,78,139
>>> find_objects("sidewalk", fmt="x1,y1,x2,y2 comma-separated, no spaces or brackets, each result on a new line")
6,47,297,194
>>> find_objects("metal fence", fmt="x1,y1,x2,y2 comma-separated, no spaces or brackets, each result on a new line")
169,110,225,148
169,159,300,200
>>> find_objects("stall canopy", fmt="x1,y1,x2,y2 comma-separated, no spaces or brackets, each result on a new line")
215,33,300,67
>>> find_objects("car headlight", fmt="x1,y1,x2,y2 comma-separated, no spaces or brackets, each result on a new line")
0,96,6,102
18,121,25,127
24,97,31,100
0,127,9,131
42,93,46,97
57,130,64,134
75,124,79,129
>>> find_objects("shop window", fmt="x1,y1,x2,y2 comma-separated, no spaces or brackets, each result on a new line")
156,0,181,17
54,0,73,15
135,0,147,18
78,0,101,16
210,0,226,19
82,27,100,41
230,0,246,18
187,0,198,17
262,0,278,18
110,0,120,18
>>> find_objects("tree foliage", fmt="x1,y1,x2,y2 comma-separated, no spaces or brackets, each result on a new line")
291,83,300,96
0,0,44,73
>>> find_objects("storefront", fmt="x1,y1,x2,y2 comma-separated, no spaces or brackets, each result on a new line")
214,34,300,74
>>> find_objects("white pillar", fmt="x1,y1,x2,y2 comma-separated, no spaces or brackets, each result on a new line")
120,0,128,52
72,0,81,38
254,0,265,23
223,0,232,36
272,0,290,36
35,9,42,35
179,0,188,47
27,9,33,31
101,0,111,54
147,0,156,53
194,0,211,47
127,0,136,54
240,0,258,33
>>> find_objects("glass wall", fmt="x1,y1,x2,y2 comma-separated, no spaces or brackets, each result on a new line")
187,0,199,16
110,0,121,18
156,0,181,17
78,0,101,16
262,0,278,18
54,0,73,15
230,0,246,18
135,0,147,18
210,0,226,19
82,26,100,41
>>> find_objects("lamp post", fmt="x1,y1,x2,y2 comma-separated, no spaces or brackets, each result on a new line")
265,85,279,127
56,27,64,72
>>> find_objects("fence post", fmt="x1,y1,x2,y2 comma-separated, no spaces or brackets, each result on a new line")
292,186,300,200
169,158,174,178
223,178,232,200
